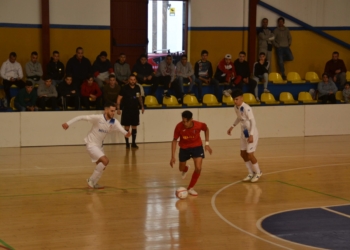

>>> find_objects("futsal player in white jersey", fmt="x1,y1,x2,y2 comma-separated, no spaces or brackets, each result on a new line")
227,89,262,182
62,101,131,189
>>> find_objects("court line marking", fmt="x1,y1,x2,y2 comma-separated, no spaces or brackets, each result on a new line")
0,238,14,250
321,206,350,219
211,162,350,250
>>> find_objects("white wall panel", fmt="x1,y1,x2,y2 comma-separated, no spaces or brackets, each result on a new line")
0,0,41,24
49,0,110,26
0,113,20,148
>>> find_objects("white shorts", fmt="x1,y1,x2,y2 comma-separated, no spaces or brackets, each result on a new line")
86,144,105,163
240,134,259,153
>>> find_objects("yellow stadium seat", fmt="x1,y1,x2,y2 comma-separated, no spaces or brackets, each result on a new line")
305,72,321,83
346,71,350,82
298,92,317,103
144,95,162,108
10,97,16,110
162,95,182,107
243,93,260,105
335,91,345,102
279,92,299,104
183,95,202,106
287,72,306,84
261,93,280,105
268,72,287,84
222,95,235,106
202,94,222,106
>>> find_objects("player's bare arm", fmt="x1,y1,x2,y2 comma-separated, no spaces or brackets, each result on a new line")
170,139,177,167
248,135,253,143
204,128,212,155
227,126,234,135
62,123,69,130
116,95,122,115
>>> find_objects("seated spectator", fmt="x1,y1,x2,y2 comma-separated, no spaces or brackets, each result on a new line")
324,51,347,89
37,77,58,110
156,55,182,101
132,54,158,95
14,81,38,111
252,52,270,101
317,73,337,104
0,52,25,104
104,74,121,104
47,50,65,87
0,89,8,110
214,54,241,97
114,53,131,85
66,47,92,87
25,51,44,87
175,54,197,97
233,51,257,97
81,76,102,110
59,75,79,110
343,83,350,103
194,50,219,101
92,51,114,88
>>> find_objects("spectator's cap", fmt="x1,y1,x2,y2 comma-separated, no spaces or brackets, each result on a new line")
99,51,107,57
231,89,243,98
25,81,33,87
225,54,232,59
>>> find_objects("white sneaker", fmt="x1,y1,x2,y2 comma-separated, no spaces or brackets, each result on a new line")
264,89,270,93
87,178,94,188
242,174,253,182
251,172,263,183
94,184,105,189
182,165,190,179
188,188,198,196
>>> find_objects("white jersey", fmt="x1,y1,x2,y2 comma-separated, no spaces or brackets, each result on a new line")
66,114,127,146
233,102,258,137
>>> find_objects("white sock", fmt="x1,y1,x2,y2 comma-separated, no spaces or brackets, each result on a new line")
251,162,261,174
89,162,106,185
245,161,254,174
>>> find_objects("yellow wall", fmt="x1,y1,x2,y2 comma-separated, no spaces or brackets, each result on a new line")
188,29,350,78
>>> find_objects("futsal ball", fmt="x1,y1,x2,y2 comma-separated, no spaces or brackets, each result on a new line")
175,187,188,199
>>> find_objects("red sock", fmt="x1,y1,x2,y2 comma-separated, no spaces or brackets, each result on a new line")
187,171,201,189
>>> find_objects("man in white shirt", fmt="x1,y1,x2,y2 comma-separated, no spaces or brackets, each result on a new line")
227,89,262,183
0,52,25,103
62,102,131,189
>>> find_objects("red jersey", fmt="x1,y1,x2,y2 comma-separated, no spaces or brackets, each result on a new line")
173,120,207,149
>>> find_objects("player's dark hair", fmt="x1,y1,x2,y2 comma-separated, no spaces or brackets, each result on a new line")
53,50,59,55
181,54,188,59
76,47,83,53
25,81,33,87
259,52,266,56
231,89,243,98
333,51,339,55
99,51,107,57
31,51,38,56
109,74,116,79
239,51,246,56
9,52,17,57
182,110,193,120
201,50,208,56
278,17,285,23
104,101,116,108
262,18,268,22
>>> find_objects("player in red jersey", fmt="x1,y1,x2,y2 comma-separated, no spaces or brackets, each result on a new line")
170,110,212,196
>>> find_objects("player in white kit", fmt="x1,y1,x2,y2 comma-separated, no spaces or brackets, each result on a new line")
62,101,131,189
227,89,262,182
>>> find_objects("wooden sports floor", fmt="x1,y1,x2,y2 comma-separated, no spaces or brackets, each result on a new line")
1,135,350,250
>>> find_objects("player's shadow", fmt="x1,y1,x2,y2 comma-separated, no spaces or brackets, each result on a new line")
123,148,138,173
243,183,262,204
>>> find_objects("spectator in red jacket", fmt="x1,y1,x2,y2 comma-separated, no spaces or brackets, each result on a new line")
81,76,102,110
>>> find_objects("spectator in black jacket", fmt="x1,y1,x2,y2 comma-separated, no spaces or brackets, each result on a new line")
59,75,80,110
92,51,114,88
252,52,270,101
66,47,92,87
47,51,65,87
132,54,158,95
233,51,257,96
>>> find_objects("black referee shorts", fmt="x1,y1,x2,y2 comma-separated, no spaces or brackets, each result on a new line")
121,109,140,126
179,146,205,162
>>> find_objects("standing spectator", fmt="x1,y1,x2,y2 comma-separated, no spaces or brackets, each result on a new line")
104,74,121,104
117,75,144,149
47,50,65,87
343,83,350,103
37,77,58,111
132,54,158,95
175,54,196,97
273,17,293,80
233,51,257,97
252,52,270,101
214,54,241,97
92,51,114,88
25,51,44,87
14,81,38,111
156,55,182,101
324,51,347,89
0,52,25,103
114,53,131,85
194,50,219,101
66,47,92,87
258,18,274,65
59,74,80,110
317,73,337,104
81,76,102,110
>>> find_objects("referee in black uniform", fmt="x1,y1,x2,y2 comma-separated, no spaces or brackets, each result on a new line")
117,75,145,148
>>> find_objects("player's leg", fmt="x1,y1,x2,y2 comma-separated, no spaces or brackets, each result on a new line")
131,125,138,148
131,110,140,148
121,110,131,148
187,146,205,196
240,137,254,181
179,148,191,179
86,145,108,189
124,126,130,148
247,136,262,183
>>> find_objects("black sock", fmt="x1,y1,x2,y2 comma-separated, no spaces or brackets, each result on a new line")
132,129,137,145
125,137,129,146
